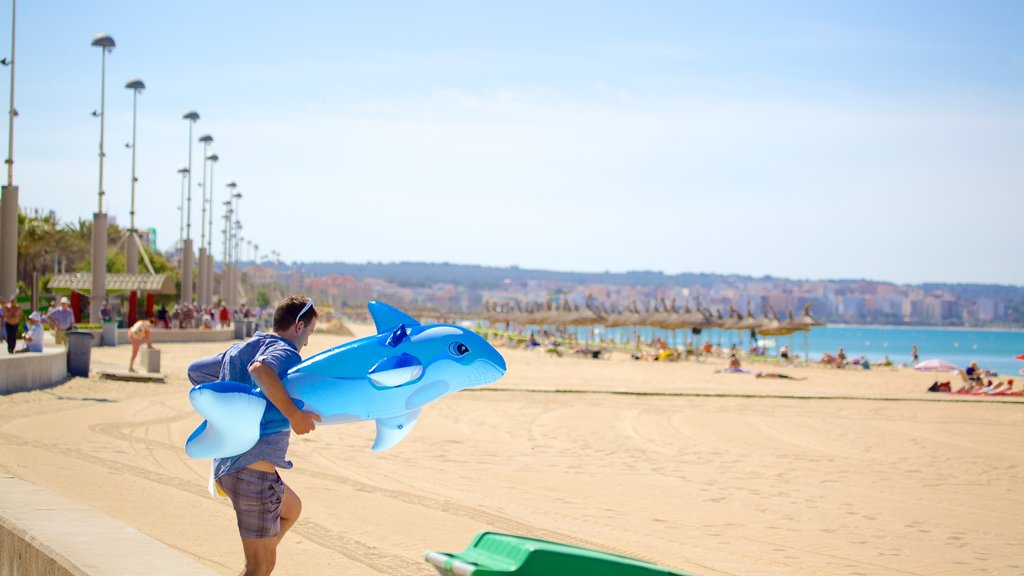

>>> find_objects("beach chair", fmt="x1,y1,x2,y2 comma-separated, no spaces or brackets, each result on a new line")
425,532,693,576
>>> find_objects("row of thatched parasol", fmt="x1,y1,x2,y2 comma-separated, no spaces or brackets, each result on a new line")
476,296,824,335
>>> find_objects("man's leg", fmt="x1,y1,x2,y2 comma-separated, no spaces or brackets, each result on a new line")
277,483,302,539
239,538,277,576
236,482,300,575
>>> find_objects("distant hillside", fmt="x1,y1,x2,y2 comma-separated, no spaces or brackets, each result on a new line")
299,261,754,290
297,261,1024,300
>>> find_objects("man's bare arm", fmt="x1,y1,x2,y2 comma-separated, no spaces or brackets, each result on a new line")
249,361,321,434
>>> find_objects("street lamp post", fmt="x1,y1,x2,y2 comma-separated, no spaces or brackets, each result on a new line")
90,32,115,324
205,153,218,304
0,0,19,298
196,134,212,308
181,110,199,305
124,78,144,275
176,166,188,254
231,189,241,308
224,182,237,307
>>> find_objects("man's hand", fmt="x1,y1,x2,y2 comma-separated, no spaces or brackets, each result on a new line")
289,411,321,435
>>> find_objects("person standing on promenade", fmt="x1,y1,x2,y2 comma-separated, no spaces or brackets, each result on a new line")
187,295,321,576
47,296,75,347
3,296,24,354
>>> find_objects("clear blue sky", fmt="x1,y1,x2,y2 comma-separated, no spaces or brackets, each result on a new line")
5,1,1023,285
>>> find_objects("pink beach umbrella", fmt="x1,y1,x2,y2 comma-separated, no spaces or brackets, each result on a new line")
913,359,960,373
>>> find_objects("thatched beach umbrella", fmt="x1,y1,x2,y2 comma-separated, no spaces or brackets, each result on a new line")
790,303,826,363
733,301,764,347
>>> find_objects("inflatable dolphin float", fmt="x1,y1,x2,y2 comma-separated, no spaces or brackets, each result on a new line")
185,301,507,458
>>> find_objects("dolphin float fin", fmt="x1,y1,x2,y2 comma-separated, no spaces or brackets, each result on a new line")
371,409,422,451
368,353,424,387
369,301,421,334
185,382,267,459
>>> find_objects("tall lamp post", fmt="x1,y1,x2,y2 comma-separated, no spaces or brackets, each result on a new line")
176,166,188,254
181,110,199,305
196,133,212,308
205,152,218,304
0,0,18,298
230,187,241,308
90,33,115,323
123,78,144,275
221,197,232,307
123,78,144,327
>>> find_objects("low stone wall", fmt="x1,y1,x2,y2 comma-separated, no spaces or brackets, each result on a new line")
0,348,67,395
78,328,238,346
0,475,218,576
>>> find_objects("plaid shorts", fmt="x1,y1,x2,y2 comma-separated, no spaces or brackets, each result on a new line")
217,468,284,539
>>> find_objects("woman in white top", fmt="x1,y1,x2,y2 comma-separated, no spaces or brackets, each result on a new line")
128,318,156,372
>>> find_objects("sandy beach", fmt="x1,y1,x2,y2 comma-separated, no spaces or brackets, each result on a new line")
1,324,1022,575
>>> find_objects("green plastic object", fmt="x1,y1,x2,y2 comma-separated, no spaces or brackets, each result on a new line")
424,532,695,576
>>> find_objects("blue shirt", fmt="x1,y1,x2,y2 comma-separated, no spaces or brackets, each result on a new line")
187,331,302,479
47,307,75,330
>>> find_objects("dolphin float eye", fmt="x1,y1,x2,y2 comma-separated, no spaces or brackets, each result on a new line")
449,342,470,357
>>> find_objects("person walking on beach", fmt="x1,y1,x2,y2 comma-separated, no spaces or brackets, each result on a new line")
912,344,919,365
3,296,23,354
187,295,321,576
47,297,75,346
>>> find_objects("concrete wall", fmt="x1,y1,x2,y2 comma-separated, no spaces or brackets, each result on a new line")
78,328,237,347
0,476,218,576
0,349,67,395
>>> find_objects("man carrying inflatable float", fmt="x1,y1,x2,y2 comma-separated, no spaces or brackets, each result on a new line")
185,297,507,576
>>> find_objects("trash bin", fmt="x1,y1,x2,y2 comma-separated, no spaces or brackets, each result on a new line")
234,320,245,340
244,319,254,338
66,331,93,377
102,320,117,347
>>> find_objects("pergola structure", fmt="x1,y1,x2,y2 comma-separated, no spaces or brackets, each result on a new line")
48,272,175,323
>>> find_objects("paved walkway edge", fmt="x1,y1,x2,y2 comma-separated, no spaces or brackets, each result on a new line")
0,475,219,576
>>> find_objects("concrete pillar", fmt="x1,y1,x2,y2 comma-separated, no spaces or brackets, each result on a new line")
228,265,237,309
90,212,107,323
206,254,216,305
126,231,138,274
196,246,207,308
222,264,231,308
0,185,17,298
182,238,194,304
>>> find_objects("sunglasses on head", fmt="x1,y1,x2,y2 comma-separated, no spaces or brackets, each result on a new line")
295,298,314,325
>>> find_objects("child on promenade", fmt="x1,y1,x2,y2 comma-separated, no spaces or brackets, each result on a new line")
187,295,321,576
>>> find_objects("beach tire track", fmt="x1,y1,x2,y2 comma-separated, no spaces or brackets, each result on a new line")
290,519,424,576
294,466,653,564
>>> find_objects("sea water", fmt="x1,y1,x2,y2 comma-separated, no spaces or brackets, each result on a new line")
560,324,1024,377
798,326,1024,377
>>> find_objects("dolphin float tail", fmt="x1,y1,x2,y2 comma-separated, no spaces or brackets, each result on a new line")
185,382,267,459
371,409,422,452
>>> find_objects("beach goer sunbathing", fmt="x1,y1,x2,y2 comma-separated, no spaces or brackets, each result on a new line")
755,371,805,380
716,354,750,374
